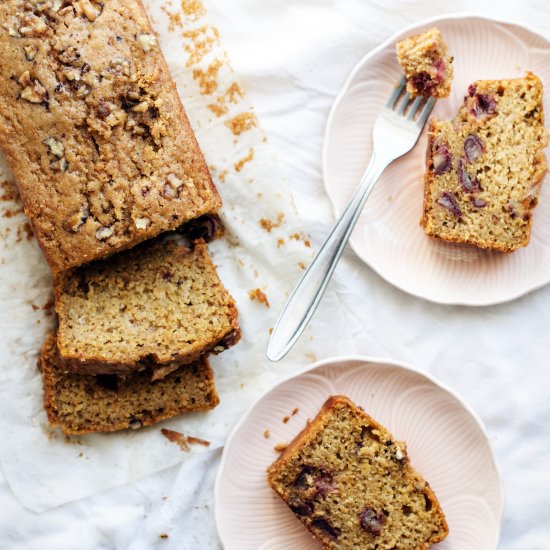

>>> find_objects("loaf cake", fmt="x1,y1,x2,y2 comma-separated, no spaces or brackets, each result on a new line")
39,333,219,435
422,73,548,251
396,28,453,98
0,0,221,273
54,238,240,377
268,396,448,549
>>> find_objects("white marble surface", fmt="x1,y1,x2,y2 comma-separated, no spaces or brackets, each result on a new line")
2,0,550,548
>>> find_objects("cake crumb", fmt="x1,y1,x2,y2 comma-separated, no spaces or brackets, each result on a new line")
259,213,284,232
187,435,211,447
217,169,228,183
234,147,254,172
264,429,270,439
160,5,183,30
274,441,288,452
277,238,285,248
161,428,209,451
181,0,206,19
305,353,317,362
183,25,220,68
269,327,273,334
225,112,257,135
290,232,311,247
291,407,299,416
31,304,39,311
193,59,223,95
159,533,169,539
207,103,228,116
282,416,290,424
298,262,306,270
248,288,270,307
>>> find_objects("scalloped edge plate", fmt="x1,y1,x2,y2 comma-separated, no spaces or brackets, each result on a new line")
215,356,503,549
323,14,550,305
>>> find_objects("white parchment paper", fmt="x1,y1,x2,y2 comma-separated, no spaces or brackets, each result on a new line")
0,1,313,513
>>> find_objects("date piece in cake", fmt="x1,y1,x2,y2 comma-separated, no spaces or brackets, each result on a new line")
0,0,221,272
54,239,240,378
267,395,449,550
422,73,548,251
39,333,220,435
396,27,453,98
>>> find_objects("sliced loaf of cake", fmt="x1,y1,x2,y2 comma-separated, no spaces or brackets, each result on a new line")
39,333,219,435
54,238,240,378
268,396,448,549
422,73,548,251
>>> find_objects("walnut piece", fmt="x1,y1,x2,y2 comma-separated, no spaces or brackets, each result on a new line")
23,45,37,61
137,34,157,52
95,226,113,240
20,77,48,104
162,174,183,199
79,0,102,22
134,217,150,230
63,209,89,232
43,137,65,158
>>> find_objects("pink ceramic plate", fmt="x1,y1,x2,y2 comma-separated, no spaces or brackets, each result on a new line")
215,357,503,549
323,14,550,305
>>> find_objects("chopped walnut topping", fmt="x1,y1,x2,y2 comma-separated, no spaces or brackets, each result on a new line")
5,25,21,38
64,67,81,81
58,46,82,66
23,45,37,61
51,158,69,172
79,0,103,22
63,209,89,232
82,71,101,88
18,71,31,87
19,15,48,37
137,34,157,52
95,226,113,240
134,217,150,230
43,137,65,158
75,84,91,98
20,78,48,104
51,0,64,13
131,100,149,112
109,57,130,76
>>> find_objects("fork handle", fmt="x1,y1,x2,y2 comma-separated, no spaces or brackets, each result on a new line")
266,152,391,362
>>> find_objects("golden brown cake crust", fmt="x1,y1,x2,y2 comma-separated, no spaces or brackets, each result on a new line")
39,333,220,435
268,396,449,550
0,0,221,273
54,238,240,377
421,73,548,252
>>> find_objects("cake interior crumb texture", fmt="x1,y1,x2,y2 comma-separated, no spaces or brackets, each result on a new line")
422,73,548,252
54,238,240,376
396,27,453,98
0,0,221,272
39,333,220,435
268,396,449,550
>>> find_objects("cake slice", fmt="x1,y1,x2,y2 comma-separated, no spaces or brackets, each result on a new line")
39,333,219,435
268,396,448,550
54,238,240,378
422,73,548,251
396,28,453,98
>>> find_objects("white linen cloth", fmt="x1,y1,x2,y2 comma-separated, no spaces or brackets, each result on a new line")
2,0,550,548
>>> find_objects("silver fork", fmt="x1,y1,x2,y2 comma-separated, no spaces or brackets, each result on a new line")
267,76,436,361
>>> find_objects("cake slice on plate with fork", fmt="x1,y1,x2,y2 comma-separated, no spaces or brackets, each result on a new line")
422,73,548,251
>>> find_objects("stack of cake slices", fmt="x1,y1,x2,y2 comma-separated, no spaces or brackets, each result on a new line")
0,1,241,434
41,236,240,435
